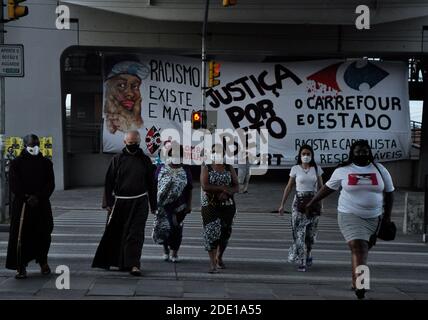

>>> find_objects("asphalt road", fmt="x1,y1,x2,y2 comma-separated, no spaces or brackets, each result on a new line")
0,185,426,300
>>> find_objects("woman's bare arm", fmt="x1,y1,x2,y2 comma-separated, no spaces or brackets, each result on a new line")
200,165,228,193
278,177,295,215
306,185,336,212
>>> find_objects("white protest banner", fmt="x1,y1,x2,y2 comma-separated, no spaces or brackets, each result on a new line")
102,55,411,167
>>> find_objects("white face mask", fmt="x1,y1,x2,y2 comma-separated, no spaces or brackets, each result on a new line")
301,155,312,164
210,154,224,164
26,146,40,156
166,157,181,165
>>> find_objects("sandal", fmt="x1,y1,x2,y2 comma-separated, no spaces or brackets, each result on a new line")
40,264,51,275
130,267,142,277
15,268,27,279
216,259,226,269
208,267,219,274
162,254,170,261
162,247,170,261
297,265,307,272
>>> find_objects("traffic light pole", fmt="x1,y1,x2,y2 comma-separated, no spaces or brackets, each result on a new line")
201,0,210,111
0,3,6,224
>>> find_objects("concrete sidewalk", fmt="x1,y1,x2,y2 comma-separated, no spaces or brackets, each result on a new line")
1,272,426,300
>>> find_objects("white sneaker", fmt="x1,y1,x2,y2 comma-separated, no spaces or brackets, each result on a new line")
170,256,179,263
162,254,170,261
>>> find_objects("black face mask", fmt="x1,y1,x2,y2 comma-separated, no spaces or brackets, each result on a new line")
353,155,370,166
126,143,140,153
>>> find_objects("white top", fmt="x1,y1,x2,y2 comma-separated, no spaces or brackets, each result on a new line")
290,165,324,192
325,163,395,218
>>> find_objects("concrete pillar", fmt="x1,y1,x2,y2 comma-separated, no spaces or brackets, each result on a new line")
417,58,428,241
418,59,428,188
403,192,425,236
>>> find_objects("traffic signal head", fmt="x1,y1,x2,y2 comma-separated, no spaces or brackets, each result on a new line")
193,112,201,122
208,61,221,88
192,110,207,129
223,0,237,7
8,0,29,20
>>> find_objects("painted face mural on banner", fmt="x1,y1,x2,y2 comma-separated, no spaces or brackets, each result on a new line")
103,61,150,134
102,55,201,156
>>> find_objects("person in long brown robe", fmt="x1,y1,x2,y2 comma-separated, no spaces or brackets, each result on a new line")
6,134,55,279
92,130,157,276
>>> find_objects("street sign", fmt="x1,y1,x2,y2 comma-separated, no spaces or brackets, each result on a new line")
0,44,24,77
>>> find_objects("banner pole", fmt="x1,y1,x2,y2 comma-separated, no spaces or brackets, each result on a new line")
201,0,210,111
0,1,6,224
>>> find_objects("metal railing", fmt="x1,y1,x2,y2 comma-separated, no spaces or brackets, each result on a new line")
424,174,428,243
411,120,422,147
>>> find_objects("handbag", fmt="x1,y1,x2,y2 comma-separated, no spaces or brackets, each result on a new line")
296,193,321,215
373,163,396,242
377,219,396,241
